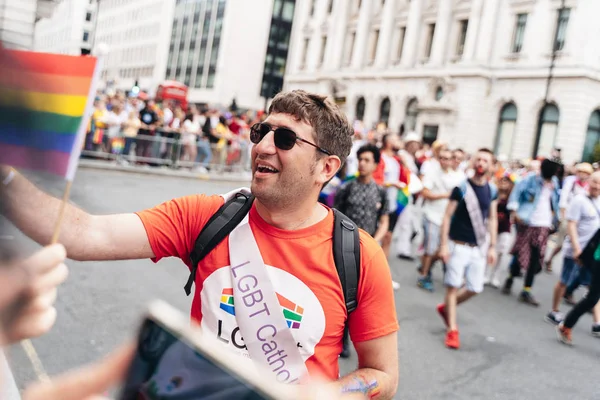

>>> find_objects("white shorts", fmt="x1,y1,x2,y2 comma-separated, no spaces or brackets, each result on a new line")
444,241,486,293
496,232,513,255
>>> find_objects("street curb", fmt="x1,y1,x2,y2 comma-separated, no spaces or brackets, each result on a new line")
78,159,251,183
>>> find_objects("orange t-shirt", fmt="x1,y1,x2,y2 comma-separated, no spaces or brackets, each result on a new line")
136,195,399,381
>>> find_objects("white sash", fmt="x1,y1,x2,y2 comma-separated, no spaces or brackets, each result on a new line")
463,182,488,250
225,189,309,385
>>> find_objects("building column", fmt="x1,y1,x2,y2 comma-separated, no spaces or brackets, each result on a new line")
328,0,350,71
401,0,424,67
374,0,397,68
429,0,453,65
351,0,373,69
473,0,500,64
462,0,484,62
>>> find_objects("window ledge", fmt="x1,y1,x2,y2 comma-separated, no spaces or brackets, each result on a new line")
504,53,522,61
545,50,568,59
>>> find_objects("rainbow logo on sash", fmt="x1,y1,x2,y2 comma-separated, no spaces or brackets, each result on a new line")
219,288,304,329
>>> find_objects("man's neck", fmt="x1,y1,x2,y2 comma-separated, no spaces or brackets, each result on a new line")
471,174,487,185
382,148,395,156
357,174,372,184
254,198,328,230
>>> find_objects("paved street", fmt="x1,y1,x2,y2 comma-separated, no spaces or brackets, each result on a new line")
4,168,600,399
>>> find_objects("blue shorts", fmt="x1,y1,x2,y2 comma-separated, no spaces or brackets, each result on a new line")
561,258,578,285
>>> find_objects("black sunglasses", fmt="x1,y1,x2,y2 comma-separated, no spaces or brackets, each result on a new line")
250,123,331,156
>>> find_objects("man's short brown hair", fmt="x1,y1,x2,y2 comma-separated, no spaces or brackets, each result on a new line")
268,90,354,167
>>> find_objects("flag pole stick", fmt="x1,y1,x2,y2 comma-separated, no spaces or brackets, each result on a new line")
50,180,73,244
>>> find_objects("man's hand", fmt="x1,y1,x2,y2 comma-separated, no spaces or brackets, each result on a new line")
439,244,450,264
487,247,497,266
1,244,68,344
572,246,582,261
385,181,406,190
23,343,135,400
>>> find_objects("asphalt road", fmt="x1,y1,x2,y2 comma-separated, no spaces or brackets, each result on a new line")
4,168,600,399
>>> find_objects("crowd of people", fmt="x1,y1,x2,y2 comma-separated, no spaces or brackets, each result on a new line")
3,86,600,398
326,123,600,350
83,91,261,173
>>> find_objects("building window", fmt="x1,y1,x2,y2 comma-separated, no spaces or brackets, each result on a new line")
494,103,517,158
533,103,560,157
83,31,89,42
553,8,570,51
405,98,419,132
85,12,92,22
394,27,406,64
344,32,355,65
435,86,444,101
512,13,527,53
582,110,600,163
424,24,435,59
423,125,438,146
355,97,366,121
309,0,315,16
456,19,468,57
282,1,295,22
368,29,379,63
379,97,391,126
319,36,327,66
327,0,334,14
300,37,310,69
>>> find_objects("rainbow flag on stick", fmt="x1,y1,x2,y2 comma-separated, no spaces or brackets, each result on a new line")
0,48,101,181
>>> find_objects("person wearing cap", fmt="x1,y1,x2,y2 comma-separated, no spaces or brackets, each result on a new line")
544,162,593,272
398,132,420,175
504,158,562,306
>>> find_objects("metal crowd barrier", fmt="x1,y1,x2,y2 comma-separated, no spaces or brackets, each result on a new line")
81,130,252,173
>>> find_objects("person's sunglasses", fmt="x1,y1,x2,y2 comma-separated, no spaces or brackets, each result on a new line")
250,123,331,156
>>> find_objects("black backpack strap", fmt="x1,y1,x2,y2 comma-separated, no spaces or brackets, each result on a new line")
184,192,255,296
332,209,361,315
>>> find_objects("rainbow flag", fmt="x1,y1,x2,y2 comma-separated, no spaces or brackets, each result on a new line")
0,48,100,180
395,186,410,216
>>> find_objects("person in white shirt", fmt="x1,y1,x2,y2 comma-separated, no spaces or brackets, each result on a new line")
417,149,463,291
545,171,600,335
545,163,593,272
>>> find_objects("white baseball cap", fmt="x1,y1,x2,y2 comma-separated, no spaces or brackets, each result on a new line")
403,132,421,144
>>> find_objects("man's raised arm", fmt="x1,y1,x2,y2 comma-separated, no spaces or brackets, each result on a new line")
0,167,154,261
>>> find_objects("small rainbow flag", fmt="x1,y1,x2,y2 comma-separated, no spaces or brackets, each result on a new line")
0,48,100,180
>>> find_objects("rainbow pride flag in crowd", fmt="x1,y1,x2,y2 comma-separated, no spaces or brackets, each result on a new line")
0,48,100,180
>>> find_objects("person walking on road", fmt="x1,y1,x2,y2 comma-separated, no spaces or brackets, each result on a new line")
417,148,462,292
438,148,498,350
334,143,390,358
545,171,600,329
503,158,561,306
544,163,592,272
0,90,399,399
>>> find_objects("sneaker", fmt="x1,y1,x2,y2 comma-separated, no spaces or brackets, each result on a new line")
556,323,572,346
417,276,434,292
519,291,540,307
491,278,501,288
483,275,491,286
592,324,600,338
437,303,449,328
502,277,513,295
445,330,460,349
392,281,401,290
544,311,563,325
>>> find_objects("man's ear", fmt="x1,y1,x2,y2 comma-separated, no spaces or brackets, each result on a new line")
317,156,342,186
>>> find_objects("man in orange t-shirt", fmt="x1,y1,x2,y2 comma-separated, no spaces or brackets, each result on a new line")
0,90,399,399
